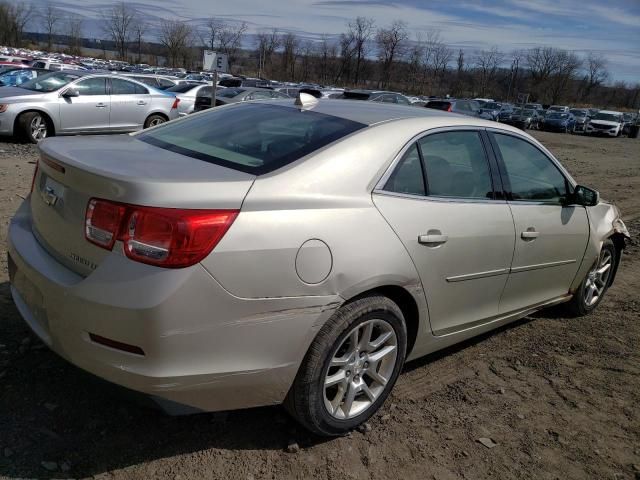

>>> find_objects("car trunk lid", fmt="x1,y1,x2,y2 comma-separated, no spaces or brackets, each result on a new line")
30,135,255,276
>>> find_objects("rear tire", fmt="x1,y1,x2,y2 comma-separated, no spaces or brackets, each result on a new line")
563,239,617,317
17,111,50,143
144,114,167,129
285,295,407,436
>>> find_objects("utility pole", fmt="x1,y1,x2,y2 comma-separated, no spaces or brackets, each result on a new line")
210,70,218,109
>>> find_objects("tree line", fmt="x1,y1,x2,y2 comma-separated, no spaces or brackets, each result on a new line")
1,1,638,109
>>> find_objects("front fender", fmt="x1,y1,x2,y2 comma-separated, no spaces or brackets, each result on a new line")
570,202,629,293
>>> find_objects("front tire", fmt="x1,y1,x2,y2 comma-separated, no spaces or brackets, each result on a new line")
285,295,407,436
18,112,50,143
563,239,616,317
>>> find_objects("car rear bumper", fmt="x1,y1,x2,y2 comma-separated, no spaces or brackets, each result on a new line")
8,198,341,413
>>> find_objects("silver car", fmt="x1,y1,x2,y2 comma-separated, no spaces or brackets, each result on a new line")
166,83,213,117
0,71,180,143
8,98,629,436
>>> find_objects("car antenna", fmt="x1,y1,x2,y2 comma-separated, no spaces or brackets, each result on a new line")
295,92,318,110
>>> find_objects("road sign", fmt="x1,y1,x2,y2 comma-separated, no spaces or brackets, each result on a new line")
203,51,228,73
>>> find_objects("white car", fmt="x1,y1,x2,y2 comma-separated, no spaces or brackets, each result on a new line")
585,110,624,137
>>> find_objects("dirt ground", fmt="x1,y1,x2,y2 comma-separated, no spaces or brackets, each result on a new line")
0,131,638,480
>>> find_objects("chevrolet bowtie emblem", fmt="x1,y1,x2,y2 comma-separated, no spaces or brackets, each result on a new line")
43,186,59,206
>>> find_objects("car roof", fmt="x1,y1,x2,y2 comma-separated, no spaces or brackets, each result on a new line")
598,110,622,115
259,98,490,126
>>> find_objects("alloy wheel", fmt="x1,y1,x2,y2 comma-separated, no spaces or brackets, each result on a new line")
30,115,47,142
149,118,165,127
583,249,613,307
323,319,398,420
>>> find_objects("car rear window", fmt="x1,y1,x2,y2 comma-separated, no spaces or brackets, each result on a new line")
425,101,451,110
137,103,366,175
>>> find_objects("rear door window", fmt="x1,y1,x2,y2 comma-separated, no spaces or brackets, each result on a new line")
137,103,366,175
418,131,494,199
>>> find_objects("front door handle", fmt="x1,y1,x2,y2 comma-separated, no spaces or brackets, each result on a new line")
521,229,539,240
418,230,448,246
137,100,147,105
95,103,107,108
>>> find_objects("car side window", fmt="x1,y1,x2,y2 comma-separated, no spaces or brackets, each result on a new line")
396,95,410,105
418,131,493,199
384,144,425,196
157,78,174,89
110,78,139,95
75,77,107,96
493,133,568,203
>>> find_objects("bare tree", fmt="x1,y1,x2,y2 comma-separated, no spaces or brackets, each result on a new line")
131,17,147,63
506,50,524,101
376,20,408,88
0,1,34,46
256,29,280,77
217,21,247,71
404,33,424,92
101,2,135,60
548,50,582,103
41,3,60,51
420,29,451,93
200,17,223,51
582,52,609,100
474,47,504,97
348,16,375,85
65,14,83,56
280,32,299,80
159,19,191,67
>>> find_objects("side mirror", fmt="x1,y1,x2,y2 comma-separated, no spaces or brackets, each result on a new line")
62,88,79,98
570,185,600,207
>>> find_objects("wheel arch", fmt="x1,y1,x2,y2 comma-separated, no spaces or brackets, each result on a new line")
342,284,422,357
14,109,56,136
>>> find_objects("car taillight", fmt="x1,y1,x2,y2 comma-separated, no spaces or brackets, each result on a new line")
171,98,180,109
447,105,452,112
85,199,238,268
85,199,126,249
30,161,39,194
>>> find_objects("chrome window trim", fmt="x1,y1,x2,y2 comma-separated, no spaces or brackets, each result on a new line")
373,125,505,204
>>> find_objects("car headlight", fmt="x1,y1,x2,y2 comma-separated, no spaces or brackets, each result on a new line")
0,104,9,113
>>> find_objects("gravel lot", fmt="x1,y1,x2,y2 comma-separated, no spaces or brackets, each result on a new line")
0,131,638,480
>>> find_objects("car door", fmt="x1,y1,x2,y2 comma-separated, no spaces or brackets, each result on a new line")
58,76,110,133
488,131,589,313
108,77,151,131
373,129,516,335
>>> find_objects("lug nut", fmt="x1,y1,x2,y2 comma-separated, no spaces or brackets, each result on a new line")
354,375,360,381
364,362,369,368
360,352,365,358
346,370,351,377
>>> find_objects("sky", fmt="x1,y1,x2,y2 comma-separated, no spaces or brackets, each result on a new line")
21,0,640,83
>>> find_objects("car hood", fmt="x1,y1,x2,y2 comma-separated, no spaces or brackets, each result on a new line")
545,117,569,123
0,86,49,101
590,120,620,127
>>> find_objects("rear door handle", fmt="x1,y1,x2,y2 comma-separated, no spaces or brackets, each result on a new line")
418,231,448,246
95,103,107,108
137,100,147,105
521,229,539,240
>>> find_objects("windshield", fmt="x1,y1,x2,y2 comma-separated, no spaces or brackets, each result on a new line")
167,84,199,93
570,109,586,116
485,102,501,110
548,106,565,111
593,113,622,122
217,88,245,98
137,103,366,175
18,71,82,92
